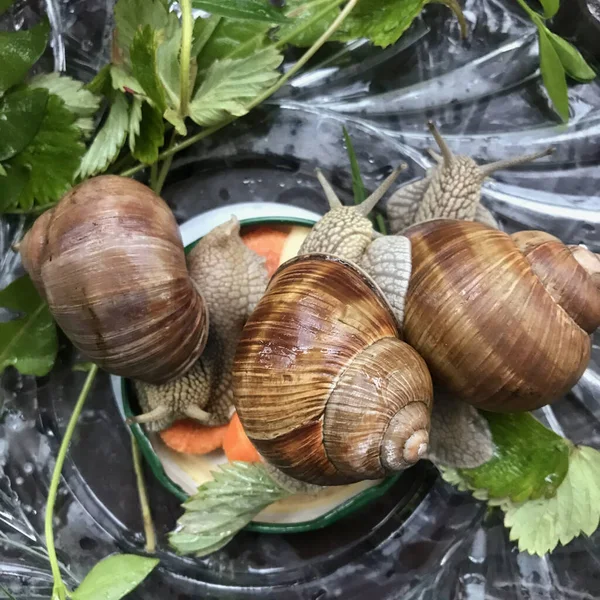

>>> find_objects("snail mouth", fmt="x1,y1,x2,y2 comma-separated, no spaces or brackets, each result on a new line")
380,402,430,471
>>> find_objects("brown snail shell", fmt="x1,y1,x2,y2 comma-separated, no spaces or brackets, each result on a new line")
403,219,600,412
233,254,433,486
19,175,209,384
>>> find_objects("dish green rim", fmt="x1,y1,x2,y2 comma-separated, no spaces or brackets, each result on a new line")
120,214,402,534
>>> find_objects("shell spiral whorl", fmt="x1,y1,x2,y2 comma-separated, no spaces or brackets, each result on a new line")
233,254,433,486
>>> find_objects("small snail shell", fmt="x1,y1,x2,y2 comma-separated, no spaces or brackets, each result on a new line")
403,219,600,412
19,175,208,384
233,254,433,486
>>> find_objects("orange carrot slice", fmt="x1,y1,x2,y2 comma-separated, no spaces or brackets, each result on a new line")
241,226,289,277
223,413,261,463
159,419,228,455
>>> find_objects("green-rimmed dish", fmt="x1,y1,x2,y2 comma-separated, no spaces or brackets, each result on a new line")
113,202,402,534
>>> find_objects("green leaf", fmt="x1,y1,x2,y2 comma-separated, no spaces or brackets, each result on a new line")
455,412,571,502
0,87,48,162
191,0,288,23
188,47,282,126
169,462,290,557
536,21,569,122
130,25,168,113
156,28,182,111
278,0,340,47
0,276,57,377
114,0,172,54
77,93,129,178
194,18,270,73
545,31,596,83
128,96,143,151
0,164,28,212
86,64,112,96
0,164,6,176
0,19,50,93
334,0,426,48
163,108,187,136
110,66,146,97
0,0,14,16
504,446,600,556
131,102,164,164
7,94,84,210
29,73,102,136
191,15,221,57
71,554,159,600
343,126,366,204
538,0,559,18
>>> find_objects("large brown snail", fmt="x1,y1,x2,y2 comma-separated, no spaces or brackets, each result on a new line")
403,220,600,412
19,176,269,431
233,171,435,486
19,175,209,384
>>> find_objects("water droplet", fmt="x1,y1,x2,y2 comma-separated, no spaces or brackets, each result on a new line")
23,463,34,475
23,504,33,514
15,476,24,486
243,178,251,185
279,182,286,188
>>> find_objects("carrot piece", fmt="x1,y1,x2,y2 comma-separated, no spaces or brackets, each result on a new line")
241,226,289,277
159,419,228,455
223,412,261,463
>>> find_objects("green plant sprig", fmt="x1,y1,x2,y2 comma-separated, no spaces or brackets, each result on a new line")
515,0,595,122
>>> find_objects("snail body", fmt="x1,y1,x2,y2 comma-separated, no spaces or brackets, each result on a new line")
403,219,600,412
386,122,553,233
20,176,208,384
133,217,269,431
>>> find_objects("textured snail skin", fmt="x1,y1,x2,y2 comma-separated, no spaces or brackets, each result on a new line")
386,122,551,234
133,217,269,431
19,175,208,385
233,254,433,486
403,219,600,412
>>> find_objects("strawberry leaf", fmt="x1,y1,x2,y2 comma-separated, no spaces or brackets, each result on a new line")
131,102,164,164
0,87,48,161
191,0,288,24
130,25,168,113
0,18,50,93
77,93,129,178
0,276,57,377
6,94,84,210
188,47,282,126
169,462,289,557
29,72,102,136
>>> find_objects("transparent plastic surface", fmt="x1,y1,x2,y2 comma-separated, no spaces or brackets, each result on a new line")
1,0,599,598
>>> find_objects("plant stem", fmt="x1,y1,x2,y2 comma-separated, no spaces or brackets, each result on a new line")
150,163,158,191
515,0,540,19
45,364,98,600
276,0,344,48
120,0,359,178
179,0,194,118
154,130,177,195
131,436,156,554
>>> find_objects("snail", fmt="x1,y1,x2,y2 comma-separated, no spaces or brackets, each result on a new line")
19,175,208,384
20,176,270,432
385,121,553,233
403,219,600,412
130,217,269,431
233,169,435,486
